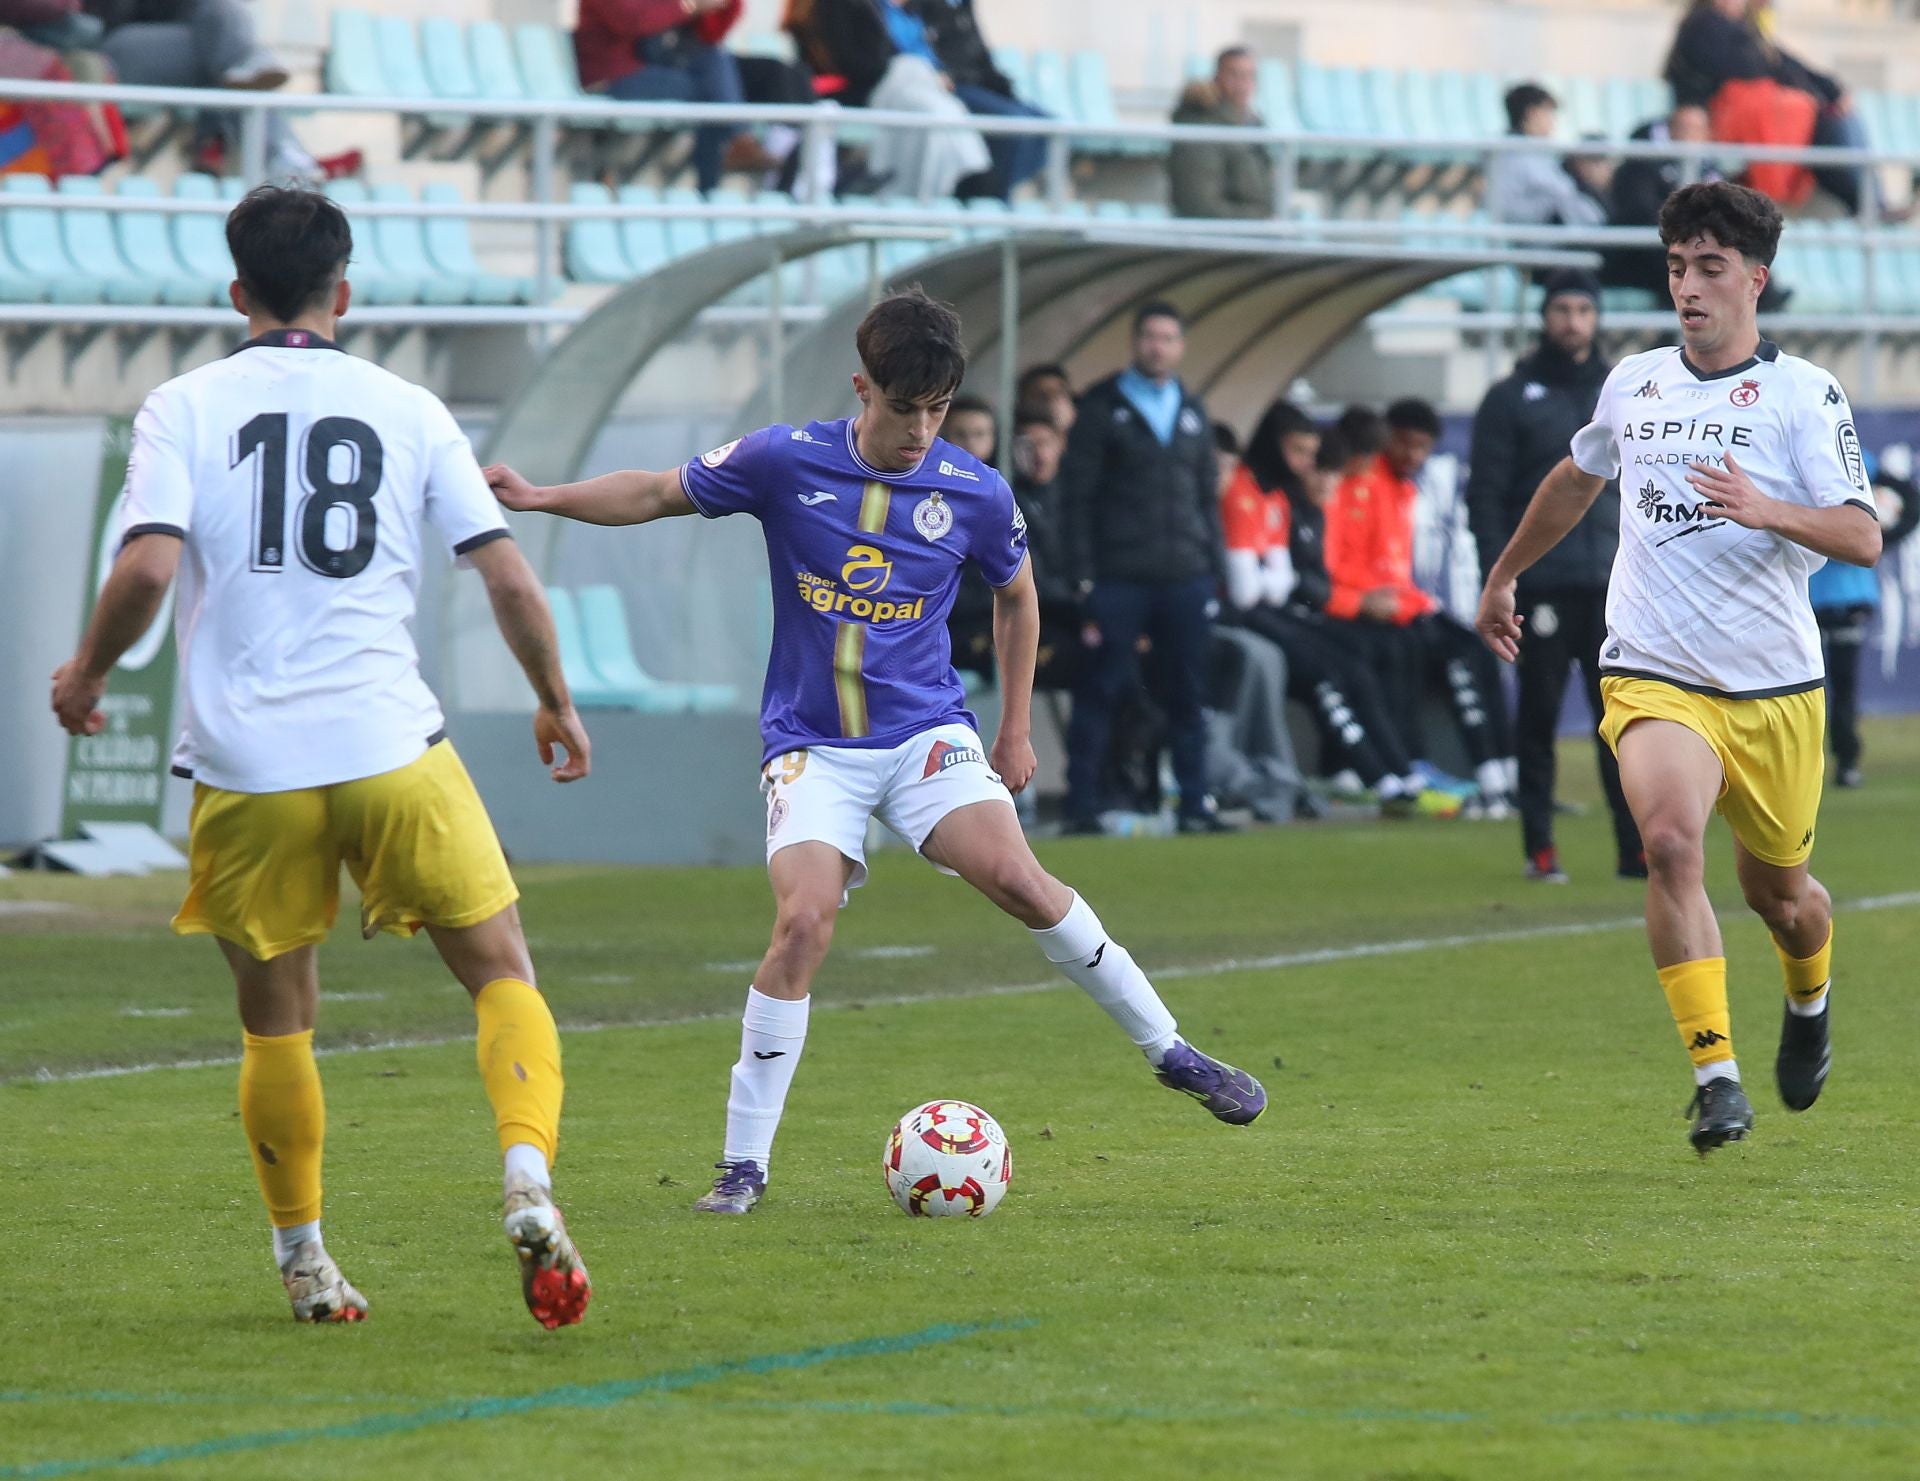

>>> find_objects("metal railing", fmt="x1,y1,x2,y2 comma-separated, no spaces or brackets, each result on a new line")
1,74,1917,387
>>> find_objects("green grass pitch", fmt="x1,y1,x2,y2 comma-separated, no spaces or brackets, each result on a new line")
3,722,1918,1479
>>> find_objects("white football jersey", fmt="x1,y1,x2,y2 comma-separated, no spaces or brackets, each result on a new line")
1570,340,1875,698
116,332,509,792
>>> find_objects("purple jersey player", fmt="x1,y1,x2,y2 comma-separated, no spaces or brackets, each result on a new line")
488,290,1266,1214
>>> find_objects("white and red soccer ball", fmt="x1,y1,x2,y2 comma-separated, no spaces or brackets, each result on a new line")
882,1099,1012,1219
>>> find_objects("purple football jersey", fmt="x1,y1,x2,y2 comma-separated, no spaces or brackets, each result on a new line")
680,418,1029,763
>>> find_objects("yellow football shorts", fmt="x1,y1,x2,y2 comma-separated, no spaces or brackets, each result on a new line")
174,741,519,960
1598,676,1826,868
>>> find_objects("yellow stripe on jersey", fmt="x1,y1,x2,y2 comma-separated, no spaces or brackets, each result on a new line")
857,480,892,534
834,623,869,738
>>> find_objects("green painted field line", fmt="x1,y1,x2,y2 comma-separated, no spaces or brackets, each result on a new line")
0,1321,1019,1480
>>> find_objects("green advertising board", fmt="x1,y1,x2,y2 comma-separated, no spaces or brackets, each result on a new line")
59,416,178,832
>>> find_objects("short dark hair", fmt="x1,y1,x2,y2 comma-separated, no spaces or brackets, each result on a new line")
1334,406,1385,458
1244,398,1318,492
1013,409,1058,436
944,392,994,423
1216,45,1253,72
1133,300,1183,334
1504,82,1555,133
1385,397,1441,438
1211,420,1241,456
1657,180,1783,268
856,288,968,402
1315,428,1348,473
1017,362,1070,395
225,185,352,323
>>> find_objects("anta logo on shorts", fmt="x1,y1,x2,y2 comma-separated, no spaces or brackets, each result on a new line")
794,544,926,623
922,739,984,779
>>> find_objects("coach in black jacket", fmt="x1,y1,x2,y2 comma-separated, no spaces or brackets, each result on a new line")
1467,269,1642,881
1060,301,1228,833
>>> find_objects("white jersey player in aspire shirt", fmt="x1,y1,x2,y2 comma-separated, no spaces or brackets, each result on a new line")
51,185,595,1328
1476,181,1883,1155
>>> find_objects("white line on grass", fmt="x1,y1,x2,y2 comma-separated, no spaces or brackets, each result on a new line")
23,892,1920,1088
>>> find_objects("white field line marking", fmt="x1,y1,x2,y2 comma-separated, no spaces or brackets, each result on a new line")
119,1007,191,1019
0,901,78,917
854,945,938,960
21,892,1920,1088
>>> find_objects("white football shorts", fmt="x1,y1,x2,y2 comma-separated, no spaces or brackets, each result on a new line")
759,722,1014,893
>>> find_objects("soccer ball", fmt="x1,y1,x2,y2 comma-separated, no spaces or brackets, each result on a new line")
882,1099,1012,1219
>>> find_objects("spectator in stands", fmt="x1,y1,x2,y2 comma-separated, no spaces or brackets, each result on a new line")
1810,454,1918,789
783,0,988,200
1169,46,1274,220
1016,361,1076,434
1664,0,1880,216
576,0,783,194
1466,270,1642,881
85,0,356,180
940,391,997,464
0,3,124,178
1206,422,1303,822
1602,103,1713,293
1223,400,1440,817
1324,398,1517,815
1487,83,1606,233
1010,408,1081,690
914,0,1047,200
1060,301,1231,834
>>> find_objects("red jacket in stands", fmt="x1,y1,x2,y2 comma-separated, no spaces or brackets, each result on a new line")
1323,453,1435,624
1219,463,1289,556
574,0,742,91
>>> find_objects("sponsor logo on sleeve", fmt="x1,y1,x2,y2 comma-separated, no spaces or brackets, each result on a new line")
937,460,980,482
1836,420,1868,493
1011,505,1028,549
701,438,742,467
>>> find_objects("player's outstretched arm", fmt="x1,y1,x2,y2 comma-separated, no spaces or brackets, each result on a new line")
51,532,181,736
1476,456,1607,662
485,463,695,527
1686,453,1883,567
987,557,1040,795
466,539,591,782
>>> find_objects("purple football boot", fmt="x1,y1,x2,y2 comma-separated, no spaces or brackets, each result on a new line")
1154,1042,1267,1125
693,1160,767,1214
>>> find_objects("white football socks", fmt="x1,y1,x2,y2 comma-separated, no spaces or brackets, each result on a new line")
1695,1058,1740,1087
722,987,810,1169
1030,893,1181,1064
504,1141,551,1193
273,1219,321,1271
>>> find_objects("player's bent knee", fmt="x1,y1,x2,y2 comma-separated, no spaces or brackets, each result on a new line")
772,899,838,962
1640,820,1704,882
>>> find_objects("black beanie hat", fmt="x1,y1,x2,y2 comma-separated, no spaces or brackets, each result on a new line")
1541,268,1602,313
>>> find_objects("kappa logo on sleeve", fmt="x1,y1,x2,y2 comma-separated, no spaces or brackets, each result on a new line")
921,739,986,779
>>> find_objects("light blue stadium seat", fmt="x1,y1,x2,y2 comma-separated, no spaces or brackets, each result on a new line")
1430,69,1477,139
0,232,41,303
2,176,92,303
368,184,466,304
373,15,434,100
1602,76,1643,140
991,46,1032,107
325,179,423,303
576,585,738,713
1565,76,1608,139
1183,54,1210,82
170,173,236,298
1026,50,1077,126
514,23,585,101
1363,68,1411,141
612,183,671,275
54,177,158,305
468,21,527,102
1400,71,1446,143
1632,77,1669,124
420,17,480,101
1295,59,1339,134
545,587,624,708
660,186,714,263
1467,73,1506,137
1884,244,1920,315
732,31,794,62
1069,49,1134,156
1600,285,1659,313
1331,66,1377,137
325,7,387,97
111,177,211,306
1255,59,1299,134
565,181,630,282
420,183,535,303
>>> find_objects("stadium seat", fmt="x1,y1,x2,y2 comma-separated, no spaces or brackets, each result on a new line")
170,174,237,298
991,46,1033,107
1632,77,1669,125
1,176,93,303
112,178,213,307
1068,50,1137,156
325,8,388,97
1430,69,1479,140
53,177,158,306
467,21,528,102
325,180,425,304
1467,73,1506,137
576,585,738,712
1294,59,1339,135
0,218,43,302
373,15,435,101
544,587,625,708
1602,75,1643,140
1363,68,1411,141
1255,59,1300,135
1564,76,1608,139
420,17,480,102
661,187,715,263
419,183,537,304
565,181,631,283
368,185,468,305
1400,71,1447,144
611,184,670,275
1331,66,1377,138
